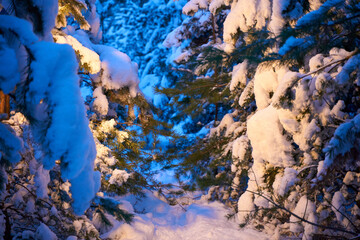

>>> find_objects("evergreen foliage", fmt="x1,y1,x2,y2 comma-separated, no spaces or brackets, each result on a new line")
0,0,179,238
161,0,360,238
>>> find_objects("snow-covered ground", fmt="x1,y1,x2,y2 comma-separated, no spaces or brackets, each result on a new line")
101,192,269,240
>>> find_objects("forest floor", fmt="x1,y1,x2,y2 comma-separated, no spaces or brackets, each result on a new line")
101,191,269,240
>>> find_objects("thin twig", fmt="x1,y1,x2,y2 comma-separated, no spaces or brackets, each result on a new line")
246,189,358,236
326,199,360,232
288,49,359,90
14,182,52,208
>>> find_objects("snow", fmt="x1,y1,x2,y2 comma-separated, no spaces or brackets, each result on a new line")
239,79,254,107
22,231,35,239
92,45,139,97
303,119,320,141
34,165,50,198
85,0,102,43
139,74,167,107
331,191,346,223
309,54,324,71
32,0,58,41
336,54,360,84
93,87,109,115
94,139,117,168
109,169,130,186
53,33,101,74
0,122,23,163
182,0,209,15
163,26,184,48
272,167,298,196
210,113,234,137
74,219,100,237
232,135,250,164
253,66,288,110
209,0,225,14
247,105,294,167
272,71,301,108
319,113,360,178
296,0,343,27
27,41,99,214
101,191,269,240
0,16,38,46
237,191,255,223
309,0,323,10
330,100,345,119
269,0,289,36
343,172,360,185
223,0,271,50
278,37,306,56
25,199,36,213
230,60,248,92
289,196,317,238
35,223,57,240
66,236,78,240
0,36,20,94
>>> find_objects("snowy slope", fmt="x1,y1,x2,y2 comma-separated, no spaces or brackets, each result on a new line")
101,191,269,240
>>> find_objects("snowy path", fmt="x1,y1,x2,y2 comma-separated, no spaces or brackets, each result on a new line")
101,192,269,240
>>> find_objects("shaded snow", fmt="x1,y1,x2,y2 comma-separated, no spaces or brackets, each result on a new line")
101,191,269,240
35,223,57,240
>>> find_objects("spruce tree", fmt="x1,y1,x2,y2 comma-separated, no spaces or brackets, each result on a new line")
164,0,360,238
0,0,178,238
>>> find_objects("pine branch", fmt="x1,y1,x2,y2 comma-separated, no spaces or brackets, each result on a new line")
246,189,358,236
274,49,359,107
325,198,360,232
14,182,53,208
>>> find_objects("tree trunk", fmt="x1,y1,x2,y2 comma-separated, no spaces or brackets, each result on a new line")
0,91,10,120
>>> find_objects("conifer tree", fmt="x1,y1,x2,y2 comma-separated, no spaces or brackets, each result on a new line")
0,0,178,238
164,0,360,238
